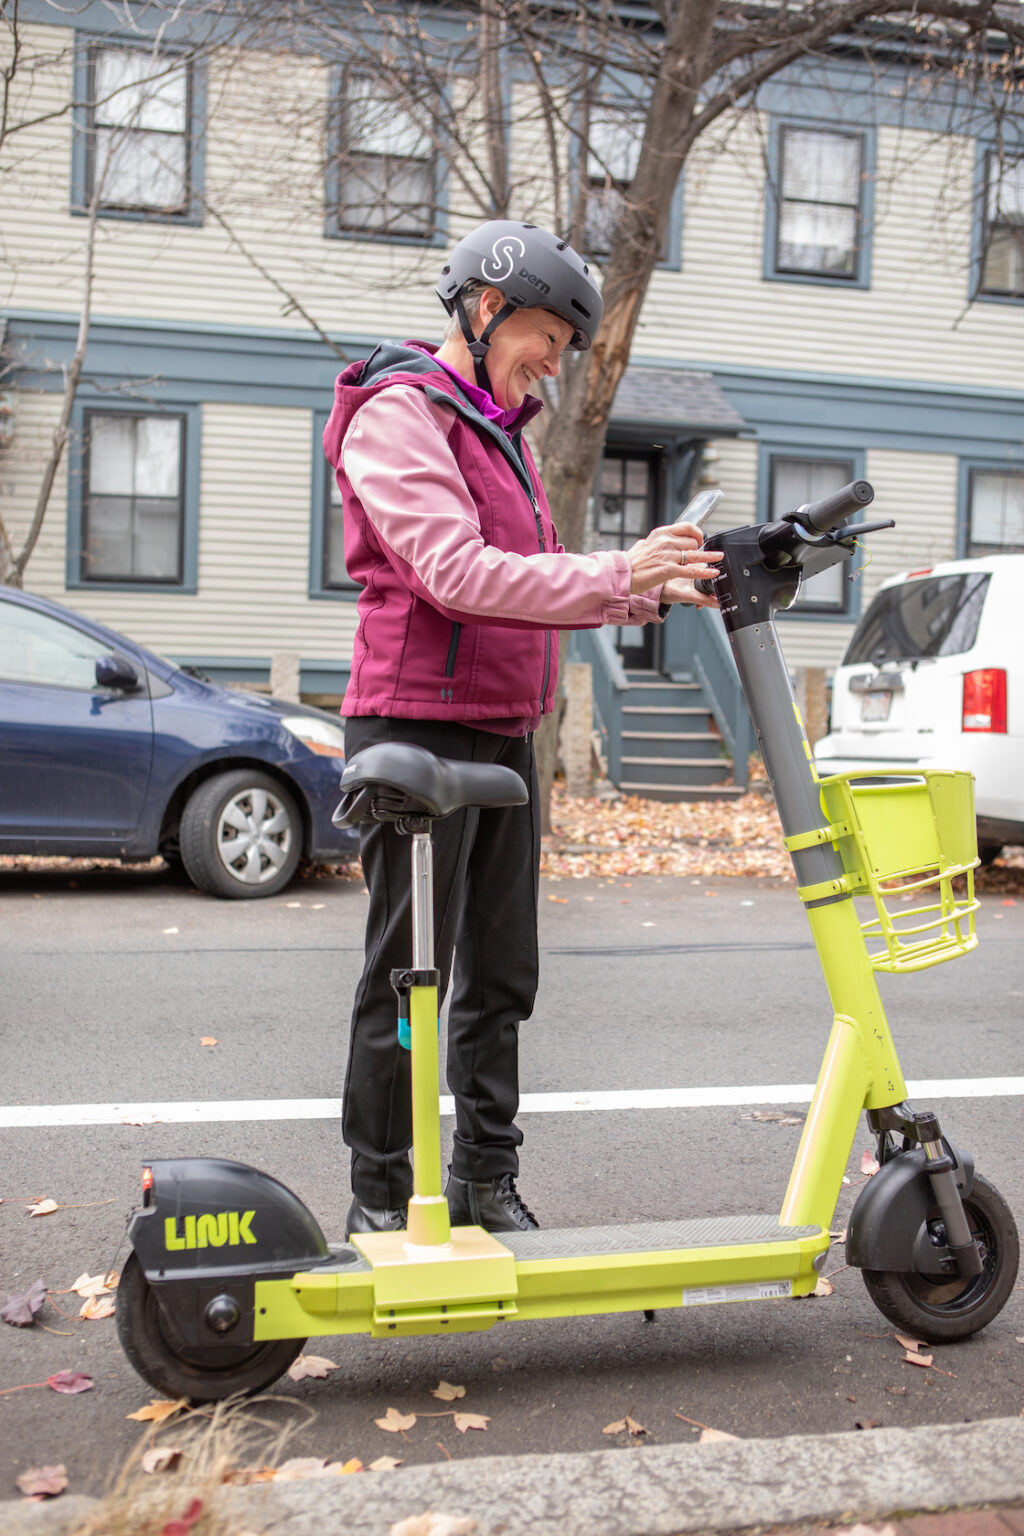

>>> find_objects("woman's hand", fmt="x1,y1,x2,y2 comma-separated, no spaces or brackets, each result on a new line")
627,521,724,595
659,575,720,609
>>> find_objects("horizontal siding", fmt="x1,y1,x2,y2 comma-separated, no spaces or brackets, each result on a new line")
3,398,359,670
3,27,1022,391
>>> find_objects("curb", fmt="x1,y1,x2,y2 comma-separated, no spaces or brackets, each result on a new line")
3,1415,1023,1536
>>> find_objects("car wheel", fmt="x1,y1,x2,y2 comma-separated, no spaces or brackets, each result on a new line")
179,770,303,900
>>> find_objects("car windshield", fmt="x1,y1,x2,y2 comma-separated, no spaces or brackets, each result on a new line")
844,572,991,667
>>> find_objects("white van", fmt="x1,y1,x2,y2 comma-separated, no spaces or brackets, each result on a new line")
814,554,1023,860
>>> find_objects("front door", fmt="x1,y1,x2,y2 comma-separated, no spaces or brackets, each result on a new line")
595,450,658,668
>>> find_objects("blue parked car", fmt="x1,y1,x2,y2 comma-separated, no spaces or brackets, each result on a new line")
0,588,359,898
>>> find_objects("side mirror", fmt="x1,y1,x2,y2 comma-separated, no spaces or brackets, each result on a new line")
95,653,140,692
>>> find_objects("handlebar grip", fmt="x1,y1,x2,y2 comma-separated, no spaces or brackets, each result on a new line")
795,480,874,533
693,577,716,597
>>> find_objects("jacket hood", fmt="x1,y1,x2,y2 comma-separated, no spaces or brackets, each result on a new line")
323,341,542,469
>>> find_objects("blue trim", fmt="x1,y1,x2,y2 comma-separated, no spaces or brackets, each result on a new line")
762,117,875,290
956,455,1024,558
65,397,201,594
309,410,359,600
71,31,206,226
323,63,448,249
756,442,867,622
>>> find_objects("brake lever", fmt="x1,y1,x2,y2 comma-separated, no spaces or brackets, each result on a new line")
784,517,895,547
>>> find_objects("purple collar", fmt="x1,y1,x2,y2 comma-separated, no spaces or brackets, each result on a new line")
408,343,542,435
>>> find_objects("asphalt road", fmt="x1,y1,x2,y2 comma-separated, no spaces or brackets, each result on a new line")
1,860,1021,1501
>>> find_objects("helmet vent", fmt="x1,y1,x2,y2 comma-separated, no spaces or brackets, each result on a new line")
571,298,591,317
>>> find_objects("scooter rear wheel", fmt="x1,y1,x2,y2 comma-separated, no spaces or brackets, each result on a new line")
862,1172,1019,1342
117,1253,306,1402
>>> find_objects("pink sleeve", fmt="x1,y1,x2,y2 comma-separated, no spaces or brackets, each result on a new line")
341,387,655,628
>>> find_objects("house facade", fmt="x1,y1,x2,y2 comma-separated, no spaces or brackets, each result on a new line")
1,2,1021,788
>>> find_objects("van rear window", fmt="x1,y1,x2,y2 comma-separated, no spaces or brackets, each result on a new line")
844,573,990,666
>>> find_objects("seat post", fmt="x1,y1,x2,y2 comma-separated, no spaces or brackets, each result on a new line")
404,826,451,1246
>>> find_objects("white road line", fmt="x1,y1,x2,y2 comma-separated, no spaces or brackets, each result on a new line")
1,1079,1022,1130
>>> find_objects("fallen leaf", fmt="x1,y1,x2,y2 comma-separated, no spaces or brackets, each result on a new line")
602,1414,646,1436
142,1447,183,1475
47,1371,93,1395
339,1458,363,1474
200,1037,218,1047
70,1273,114,1299
162,927,179,935
272,1458,332,1480
895,1333,926,1352
80,1293,116,1321
904,1349,934,1368
546,895,568,903
376,1407,417,1433
813,1276,835,1297
127,1397,188,1423
16,1465,67,1499
287,1354,338,1382
860,1150,880,1177
452,1412,490,1434
431,1380,466,1402
27,1198,59,1217
2,1279,47,1327
389,1515,477,1536
698,1426,739,1443
161,1497,203,1536
370,1456,403,1471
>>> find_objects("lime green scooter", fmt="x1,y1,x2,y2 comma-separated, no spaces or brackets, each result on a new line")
116,481,1019,1402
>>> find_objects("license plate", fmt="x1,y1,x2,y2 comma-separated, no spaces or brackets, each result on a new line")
861,691,892,723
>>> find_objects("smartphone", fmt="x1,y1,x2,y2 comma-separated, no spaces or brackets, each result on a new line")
674,488,722,530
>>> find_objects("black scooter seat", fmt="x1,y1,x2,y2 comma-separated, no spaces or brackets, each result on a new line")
334,742,528,827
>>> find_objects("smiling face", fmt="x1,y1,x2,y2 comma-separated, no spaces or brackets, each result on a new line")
475,287,575,410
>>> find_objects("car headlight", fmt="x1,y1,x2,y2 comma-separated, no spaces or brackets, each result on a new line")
281,715,347,758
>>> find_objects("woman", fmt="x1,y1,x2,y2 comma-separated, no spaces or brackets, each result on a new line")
324,220,721,1237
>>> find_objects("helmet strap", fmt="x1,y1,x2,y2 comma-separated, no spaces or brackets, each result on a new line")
455,293,517,395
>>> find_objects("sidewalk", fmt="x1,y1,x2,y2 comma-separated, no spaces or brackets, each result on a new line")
4,1415,1023,1535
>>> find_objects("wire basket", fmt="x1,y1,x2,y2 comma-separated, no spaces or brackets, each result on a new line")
816,769,980,973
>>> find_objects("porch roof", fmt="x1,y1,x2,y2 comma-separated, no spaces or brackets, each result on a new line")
611,367,748,438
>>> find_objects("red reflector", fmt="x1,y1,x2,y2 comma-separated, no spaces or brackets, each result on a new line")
142,1166,154,1195
962,669,1007,733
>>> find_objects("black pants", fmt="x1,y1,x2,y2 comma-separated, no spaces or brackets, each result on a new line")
342,716,540,1208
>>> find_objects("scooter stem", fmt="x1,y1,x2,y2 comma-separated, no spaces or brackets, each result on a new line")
405,829,452,1247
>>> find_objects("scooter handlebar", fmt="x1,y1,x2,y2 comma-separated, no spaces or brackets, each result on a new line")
791,479,874,533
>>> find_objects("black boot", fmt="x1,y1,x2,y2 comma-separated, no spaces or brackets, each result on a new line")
345,1199,405,1238
446,1173,539,1232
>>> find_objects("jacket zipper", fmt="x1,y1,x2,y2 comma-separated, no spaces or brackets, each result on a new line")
444,621,461,689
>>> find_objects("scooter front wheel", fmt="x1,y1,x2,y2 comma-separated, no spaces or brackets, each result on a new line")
117,1254,306,1402
862,1172,1019,1343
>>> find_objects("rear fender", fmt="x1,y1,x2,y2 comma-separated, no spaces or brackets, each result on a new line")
127,1157,329,1284
846,1144,974,1273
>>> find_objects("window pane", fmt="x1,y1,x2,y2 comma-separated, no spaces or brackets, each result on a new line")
987,154,1024,222
94,49,187,133
346,77,431,158
134,502,181,578
783,130,860,205
0,603,113,689
587,107,643,184
95,127,186,209
85,495,134,577
134,417,181,498
339,155,432,235
88,416,135,495
771,458,850,609
970,472,1024,551
778,202,857,274
982,226,1024,293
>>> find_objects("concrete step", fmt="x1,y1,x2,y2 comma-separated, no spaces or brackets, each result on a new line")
621,732,723,760
618,781,748,802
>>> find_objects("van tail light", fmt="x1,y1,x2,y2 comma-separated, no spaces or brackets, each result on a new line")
962,669,1007,733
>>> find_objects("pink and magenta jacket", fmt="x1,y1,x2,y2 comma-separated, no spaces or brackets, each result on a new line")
323,342,661,735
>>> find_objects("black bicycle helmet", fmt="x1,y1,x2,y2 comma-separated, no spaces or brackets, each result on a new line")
436,220,603,391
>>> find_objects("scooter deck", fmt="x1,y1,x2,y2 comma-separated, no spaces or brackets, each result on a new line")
253,1213,829,1341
